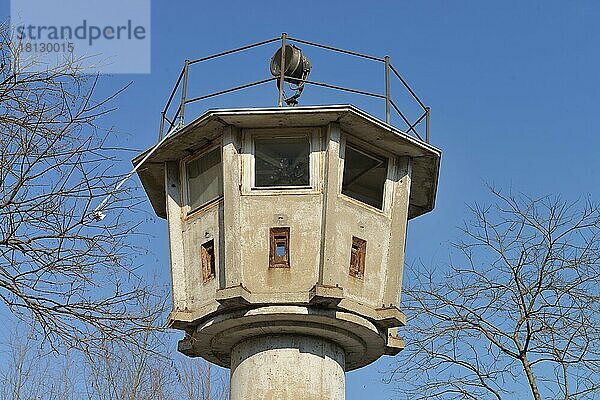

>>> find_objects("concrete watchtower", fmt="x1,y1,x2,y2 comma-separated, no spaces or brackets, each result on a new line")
134,36,440,400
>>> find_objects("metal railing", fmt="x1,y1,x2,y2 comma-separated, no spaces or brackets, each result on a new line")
159,33,431,143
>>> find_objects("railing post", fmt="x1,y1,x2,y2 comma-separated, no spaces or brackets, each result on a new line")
179,60,190,127
278,33,287,107
425,106,430,143
384,55,390,124
159,112,165,140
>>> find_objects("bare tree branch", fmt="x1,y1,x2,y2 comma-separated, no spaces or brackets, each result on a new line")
0,22,162,352
0,322,229,400
387,188,600,400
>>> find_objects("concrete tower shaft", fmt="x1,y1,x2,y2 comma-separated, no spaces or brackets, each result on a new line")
230,335,345,400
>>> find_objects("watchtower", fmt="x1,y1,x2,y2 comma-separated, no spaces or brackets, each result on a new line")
134,35,440,400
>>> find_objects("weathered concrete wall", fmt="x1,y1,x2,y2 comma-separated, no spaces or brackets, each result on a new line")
168,121,411,318
382,156,411,306
230,334,345,400
222,126,243,288
236,127,325,294
319,124,411,309
166,157,225,315
239,193,323,294
181,201,223,307
167,118,413,367
165,161,187,312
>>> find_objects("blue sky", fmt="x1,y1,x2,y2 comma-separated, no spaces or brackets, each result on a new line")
2,1,599,398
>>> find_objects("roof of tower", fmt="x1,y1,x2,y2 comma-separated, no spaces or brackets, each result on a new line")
133,104,441,220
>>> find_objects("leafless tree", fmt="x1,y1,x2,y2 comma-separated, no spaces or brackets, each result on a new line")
389,189,600,400
0,326,80,400
0,22,161,351
83,327,171,400
0,322,229,400
83,332,229,400
176,355,230,400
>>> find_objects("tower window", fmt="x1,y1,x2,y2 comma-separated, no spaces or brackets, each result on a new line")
269,227,290,268
349,236,366,279
186,147,223,212
254,137,310,187
342,144,388,210
201,239,216,283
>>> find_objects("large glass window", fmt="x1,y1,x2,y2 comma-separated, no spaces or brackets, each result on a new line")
342,144,388,209
186,147,223,212
254,137,310,187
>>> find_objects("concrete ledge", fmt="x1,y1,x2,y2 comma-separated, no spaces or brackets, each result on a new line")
338,298,406,328
171,288,406,334
215,284,252,307
178,335,196,357
375,305,407,327
309,284,344,307
182,305,389,371
168,301,220,330
384,328,405,355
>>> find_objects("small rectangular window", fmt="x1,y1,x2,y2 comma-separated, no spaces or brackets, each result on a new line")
186,147,223,212
342,144,388,210
269,227,290,268
201,240,216,283
349,236,366,279
255,137,310,187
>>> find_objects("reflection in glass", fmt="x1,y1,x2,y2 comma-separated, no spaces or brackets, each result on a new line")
186,147,223,211
342,145,387,209
255,137,310,187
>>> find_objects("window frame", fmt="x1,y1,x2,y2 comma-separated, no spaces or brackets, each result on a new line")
349,236,367,279
201,239,216,283
241,128,321,195
269,227,290,268
339,135,395,214
180,142,224,216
